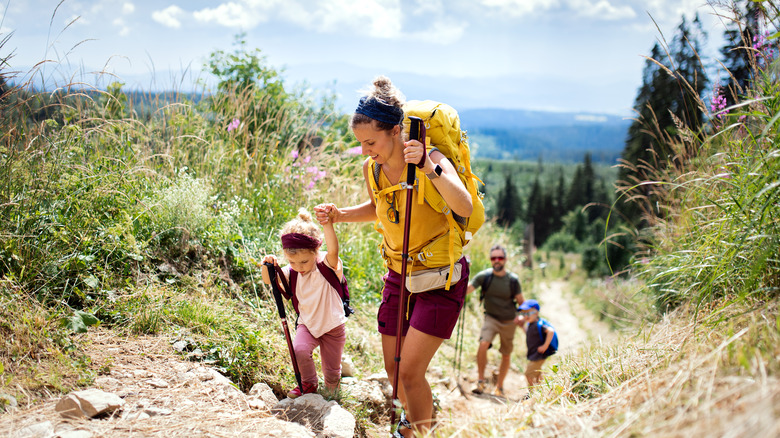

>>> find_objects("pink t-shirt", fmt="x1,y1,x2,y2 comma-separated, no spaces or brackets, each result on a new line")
282,252,347,338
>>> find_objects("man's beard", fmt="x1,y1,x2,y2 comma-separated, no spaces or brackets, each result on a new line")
492,263,505,272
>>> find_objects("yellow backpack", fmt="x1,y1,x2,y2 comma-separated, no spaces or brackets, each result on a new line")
368,100,486,289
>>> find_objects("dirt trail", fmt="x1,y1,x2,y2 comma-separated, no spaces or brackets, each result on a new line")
431,279,614,431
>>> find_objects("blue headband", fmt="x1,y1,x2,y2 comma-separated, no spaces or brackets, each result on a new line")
355,96,404,126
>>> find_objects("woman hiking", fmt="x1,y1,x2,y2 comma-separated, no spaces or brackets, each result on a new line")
315,76,473,437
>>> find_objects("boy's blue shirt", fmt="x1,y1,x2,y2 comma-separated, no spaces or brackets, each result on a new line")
529,317,559,357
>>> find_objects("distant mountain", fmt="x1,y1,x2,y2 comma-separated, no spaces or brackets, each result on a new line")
458,108,632,164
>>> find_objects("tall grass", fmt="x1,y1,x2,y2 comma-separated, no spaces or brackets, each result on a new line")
615,4,779,312
0,24,375,401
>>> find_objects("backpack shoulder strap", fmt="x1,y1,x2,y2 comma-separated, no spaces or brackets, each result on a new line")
480,271,493,301
316,261,344,297
316,261,354,317
509,274,520,299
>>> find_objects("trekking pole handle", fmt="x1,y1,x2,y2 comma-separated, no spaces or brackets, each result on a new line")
263,262,287,318
408,116,425,186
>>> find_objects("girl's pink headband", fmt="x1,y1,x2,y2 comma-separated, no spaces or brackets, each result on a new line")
281,233,321,250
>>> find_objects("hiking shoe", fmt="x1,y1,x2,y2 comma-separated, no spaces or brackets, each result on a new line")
391,411,411,438
287,382,317,399
493,387,505,397
472,380,486,394
399,411,412,429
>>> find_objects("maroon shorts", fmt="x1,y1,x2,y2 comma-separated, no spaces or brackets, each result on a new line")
377,257,469,339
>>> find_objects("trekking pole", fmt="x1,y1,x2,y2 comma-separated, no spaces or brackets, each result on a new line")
263,262,302,391
390,116,425,430
454,300,470,398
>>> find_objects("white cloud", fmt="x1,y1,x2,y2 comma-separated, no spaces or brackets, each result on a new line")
193,1,272,28
575,114,608,122
480,0,561,17
160,0,456,43
152,5,186,29
410,18,466,45
113,17,130,36
122,3,135,15
317,0,403,38
568,0,636,21
640,0,714,26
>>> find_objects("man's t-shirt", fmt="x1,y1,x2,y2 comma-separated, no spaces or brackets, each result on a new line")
470,268,521,321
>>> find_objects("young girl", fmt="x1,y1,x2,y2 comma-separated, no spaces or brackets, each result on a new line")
262,207,346,398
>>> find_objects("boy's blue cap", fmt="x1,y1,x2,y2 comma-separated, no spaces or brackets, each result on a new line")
518,299,540,311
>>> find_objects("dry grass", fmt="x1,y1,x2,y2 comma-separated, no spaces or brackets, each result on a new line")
430,299,780,437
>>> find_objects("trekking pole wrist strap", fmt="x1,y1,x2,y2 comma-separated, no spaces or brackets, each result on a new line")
416,151,428,169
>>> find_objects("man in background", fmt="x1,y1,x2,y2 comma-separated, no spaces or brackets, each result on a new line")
467,245,524,397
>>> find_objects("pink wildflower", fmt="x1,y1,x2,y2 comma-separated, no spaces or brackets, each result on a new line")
227,118,240,132
291,150,299,159
711,90,728,119
304,156,312,164
346,146,362,155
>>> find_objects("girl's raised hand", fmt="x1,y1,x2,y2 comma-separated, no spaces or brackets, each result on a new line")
314,203,338,225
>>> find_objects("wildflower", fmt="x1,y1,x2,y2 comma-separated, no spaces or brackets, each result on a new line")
307,181,315,190
291,150,299,159
710,90,728,119
317,170,326,180
346,146,362,155
304,156,312,164
227,118,240,132
306,166,318,174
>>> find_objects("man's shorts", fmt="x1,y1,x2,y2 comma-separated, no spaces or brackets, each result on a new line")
479,313,518,355
377,257,469,340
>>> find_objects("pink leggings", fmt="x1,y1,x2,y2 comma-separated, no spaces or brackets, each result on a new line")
293,323,346,389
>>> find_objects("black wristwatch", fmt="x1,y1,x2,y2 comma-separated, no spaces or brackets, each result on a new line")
426,164,443,180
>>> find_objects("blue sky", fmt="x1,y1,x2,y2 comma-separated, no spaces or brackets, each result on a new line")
1,0,731,116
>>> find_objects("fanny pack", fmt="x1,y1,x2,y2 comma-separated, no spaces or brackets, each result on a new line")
405,263,462,293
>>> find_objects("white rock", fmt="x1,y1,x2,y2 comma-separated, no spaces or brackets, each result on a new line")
16,421,53,438
248,382,279,409
340,355,354,377
56,388,125,419
146,378,169,388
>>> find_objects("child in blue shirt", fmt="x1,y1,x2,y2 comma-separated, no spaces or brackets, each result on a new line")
517,299,556,391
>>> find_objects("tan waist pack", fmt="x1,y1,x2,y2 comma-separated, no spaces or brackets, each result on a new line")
405,262,463,293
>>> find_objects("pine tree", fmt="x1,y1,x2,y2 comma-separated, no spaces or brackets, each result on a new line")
618,14,709,227
566,166,585,212
553,167,566,232
496,172,522,227
719,1,762,105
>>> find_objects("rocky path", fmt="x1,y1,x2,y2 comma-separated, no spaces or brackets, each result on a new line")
0,280,612,438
